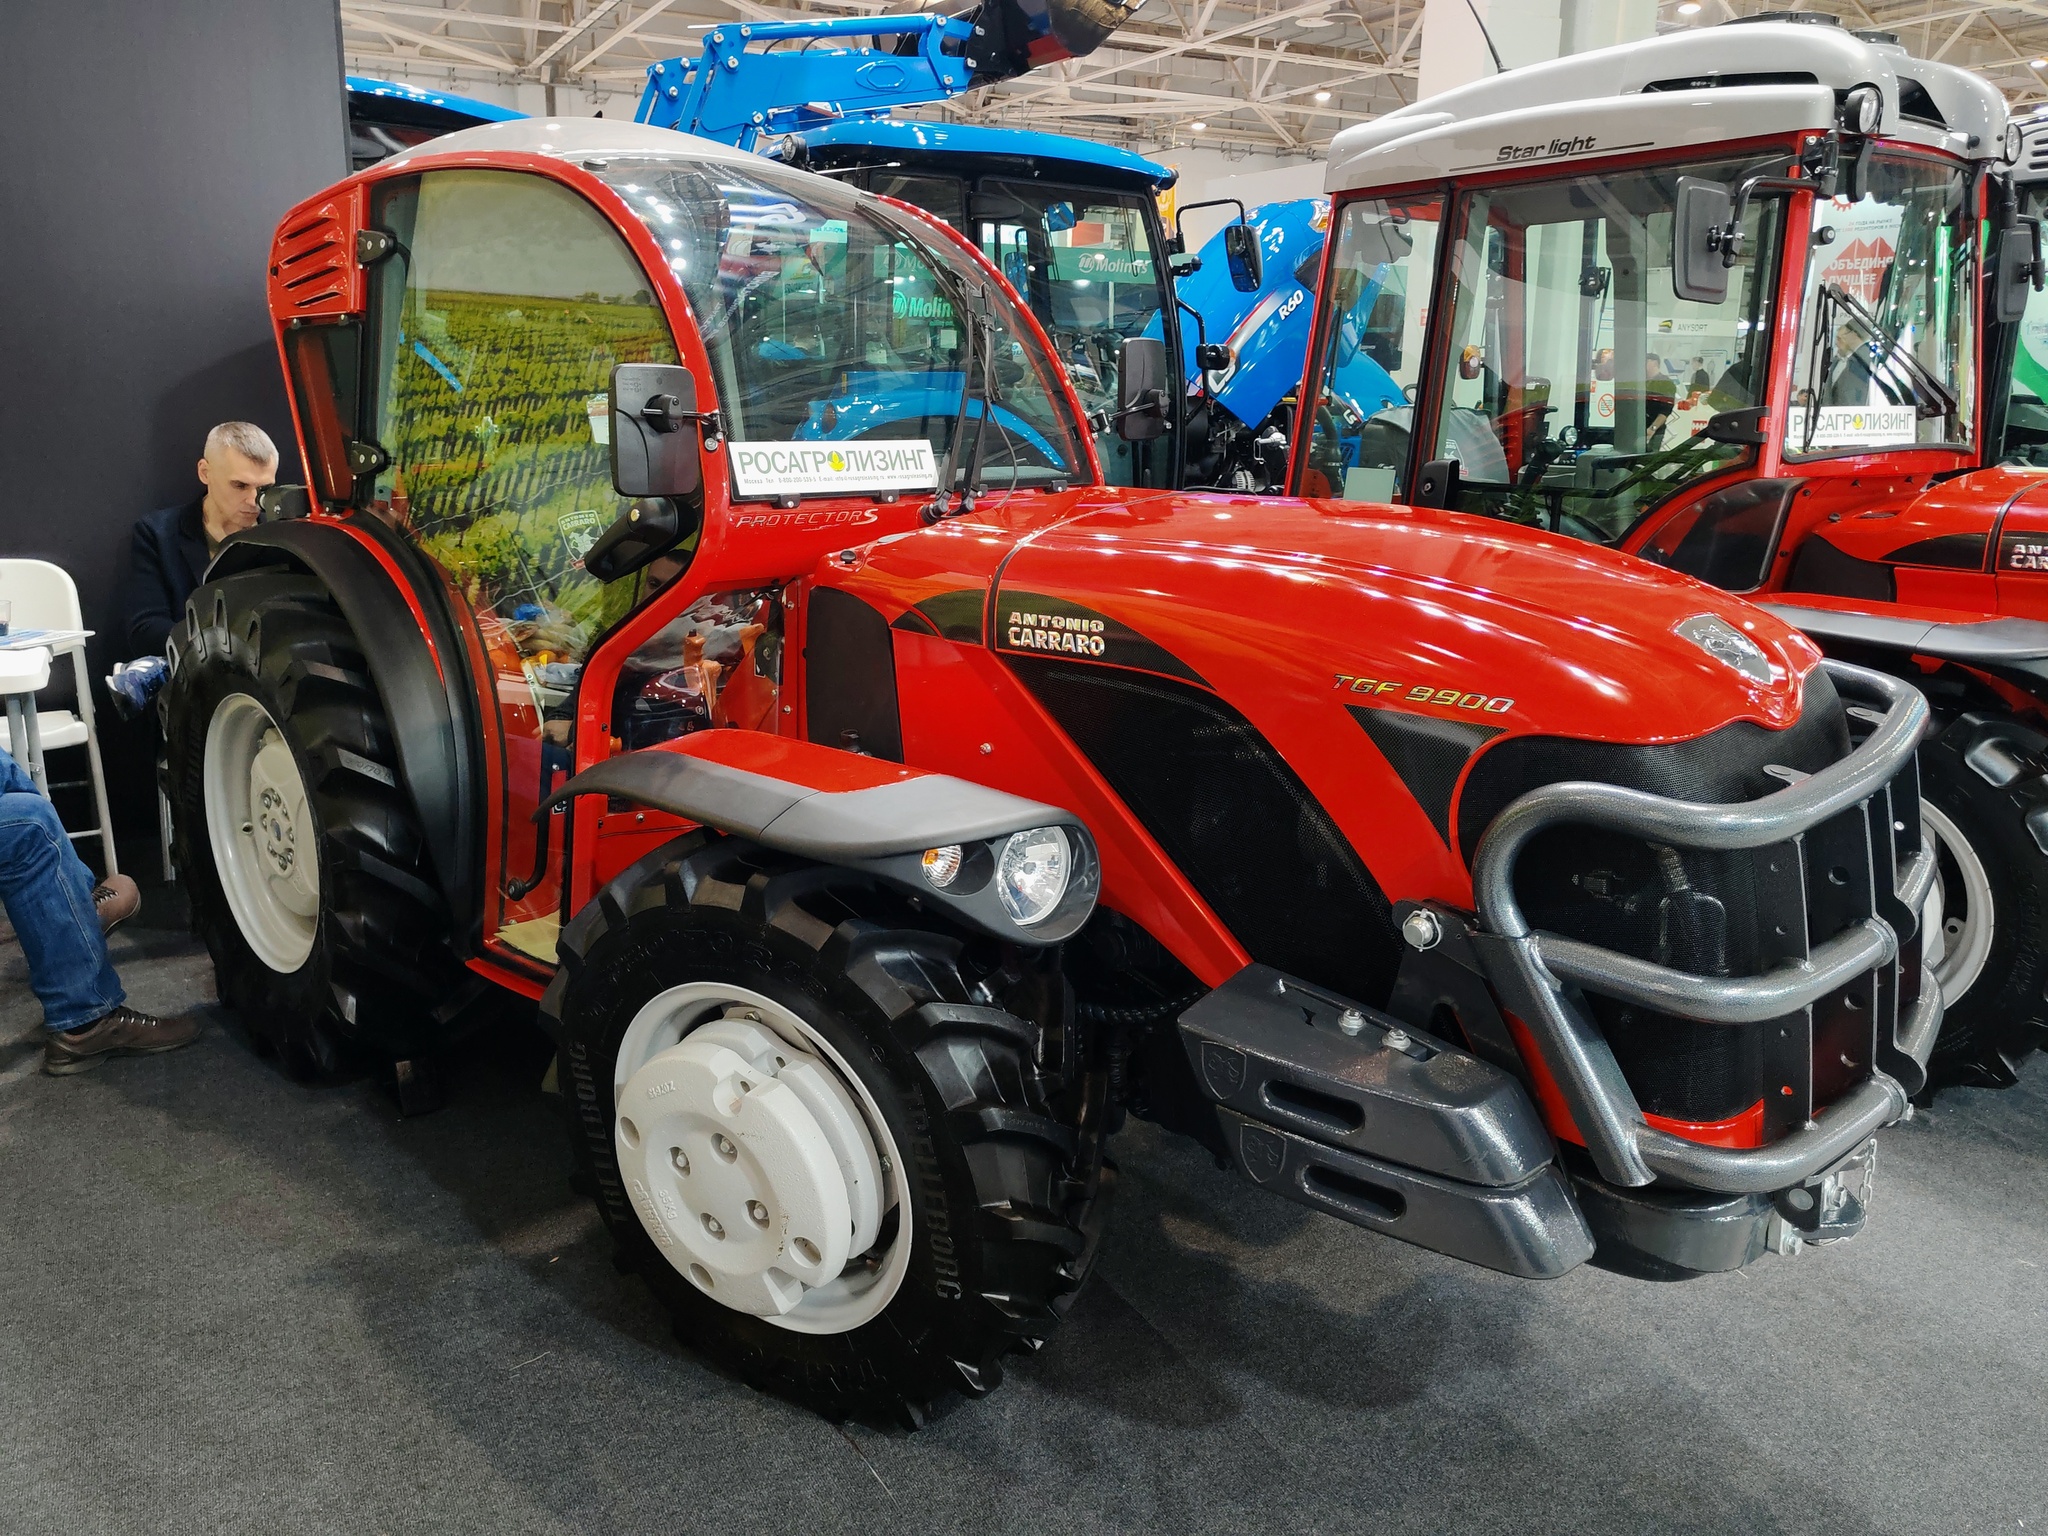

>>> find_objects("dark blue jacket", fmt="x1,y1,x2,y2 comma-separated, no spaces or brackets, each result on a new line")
120,498,210,657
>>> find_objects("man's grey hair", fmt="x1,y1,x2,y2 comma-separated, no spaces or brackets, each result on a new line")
204,421,278,465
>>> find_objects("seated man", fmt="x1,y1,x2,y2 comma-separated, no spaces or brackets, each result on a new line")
0,752,193,1074
120,422,278,657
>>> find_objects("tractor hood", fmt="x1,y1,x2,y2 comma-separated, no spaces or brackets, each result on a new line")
967,488,1823,749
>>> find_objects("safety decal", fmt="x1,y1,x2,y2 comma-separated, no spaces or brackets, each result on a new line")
996,591,1206,684
729,440,938,498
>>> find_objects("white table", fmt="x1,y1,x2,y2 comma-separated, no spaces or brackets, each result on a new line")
0,629,91,797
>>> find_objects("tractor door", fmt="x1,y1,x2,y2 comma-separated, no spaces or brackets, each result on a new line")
357,168,686,963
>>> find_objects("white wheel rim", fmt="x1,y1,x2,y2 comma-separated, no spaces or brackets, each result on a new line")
1922,801,1994,1008
204,693,319,973
613,982,910,1336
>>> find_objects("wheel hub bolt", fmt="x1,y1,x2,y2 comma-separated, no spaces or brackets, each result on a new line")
712,1133,737,1162
746,1199,769,1228
702,1212,725,1239
670,1146,689,1175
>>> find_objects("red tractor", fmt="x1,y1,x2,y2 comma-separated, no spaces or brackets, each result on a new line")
166,112,1933,1423
1289,14,2048,1092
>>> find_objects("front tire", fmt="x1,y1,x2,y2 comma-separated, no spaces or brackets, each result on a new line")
546,834,1109,1423
1920,712,2048,1088
162,568,463,1076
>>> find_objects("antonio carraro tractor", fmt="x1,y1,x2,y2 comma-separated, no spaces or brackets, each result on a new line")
163,105,1937,1421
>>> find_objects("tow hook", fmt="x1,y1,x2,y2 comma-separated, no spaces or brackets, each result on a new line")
1766,1139,1879,1257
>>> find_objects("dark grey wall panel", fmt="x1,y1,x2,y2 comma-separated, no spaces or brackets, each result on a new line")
0,1,348,847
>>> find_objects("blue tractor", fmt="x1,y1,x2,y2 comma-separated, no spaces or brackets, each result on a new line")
1170,197,1409,490
346,75,524,171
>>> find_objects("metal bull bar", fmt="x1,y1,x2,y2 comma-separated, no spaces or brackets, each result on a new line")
1469,660,1939,1194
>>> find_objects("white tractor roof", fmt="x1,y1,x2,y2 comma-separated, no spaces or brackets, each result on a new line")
378,115,766,173
1327,18,2008,197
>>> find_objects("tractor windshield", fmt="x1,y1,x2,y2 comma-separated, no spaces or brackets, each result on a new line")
599,158,1085,489
968,182,1173,485
1405,153,1787,544
1789,153,1975,457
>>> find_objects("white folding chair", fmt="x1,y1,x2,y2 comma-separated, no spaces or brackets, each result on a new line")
0,560,119,876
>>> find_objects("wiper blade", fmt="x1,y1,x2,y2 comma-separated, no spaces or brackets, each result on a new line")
1825,281,1959,423
922,282,997,524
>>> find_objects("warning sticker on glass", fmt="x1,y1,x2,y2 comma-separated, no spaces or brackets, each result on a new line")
728,440,939,498
1786,405,1918,450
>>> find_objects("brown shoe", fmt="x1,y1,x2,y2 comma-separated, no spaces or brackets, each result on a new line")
93,874,140,934
43,1006,198,1075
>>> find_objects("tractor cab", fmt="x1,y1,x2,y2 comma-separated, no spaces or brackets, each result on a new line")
774,121,1184,489
1292,15,2005,601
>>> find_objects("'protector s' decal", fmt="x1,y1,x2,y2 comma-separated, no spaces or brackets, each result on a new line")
995,590,1206,685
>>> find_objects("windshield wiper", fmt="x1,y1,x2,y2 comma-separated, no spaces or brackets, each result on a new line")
920,282,1001,523
1819,280,1959,425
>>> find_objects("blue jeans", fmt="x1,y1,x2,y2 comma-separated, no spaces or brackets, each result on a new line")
0,753,122,1031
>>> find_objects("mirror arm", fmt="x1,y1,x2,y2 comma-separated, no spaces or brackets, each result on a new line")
1711,175,1812,267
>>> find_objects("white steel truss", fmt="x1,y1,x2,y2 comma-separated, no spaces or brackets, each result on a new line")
339,1,2048,157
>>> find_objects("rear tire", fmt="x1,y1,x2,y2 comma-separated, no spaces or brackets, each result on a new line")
546,834,1109,1424
162,568,463,1076
1920,712,2048,1089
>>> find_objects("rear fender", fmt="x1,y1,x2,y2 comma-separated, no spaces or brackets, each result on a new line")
546,732,1100,943
205,516,482,944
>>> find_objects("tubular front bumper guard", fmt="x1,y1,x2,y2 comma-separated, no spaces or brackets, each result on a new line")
1466,659,1939,1195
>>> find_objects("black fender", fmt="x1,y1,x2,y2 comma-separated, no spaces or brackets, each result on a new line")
547,735,1100,944
205,515,483,947
1762,602,2048,706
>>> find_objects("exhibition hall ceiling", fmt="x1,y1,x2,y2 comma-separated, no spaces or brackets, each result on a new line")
338,0,2048,154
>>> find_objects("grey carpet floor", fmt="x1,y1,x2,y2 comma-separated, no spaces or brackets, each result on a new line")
1,902,2044,1536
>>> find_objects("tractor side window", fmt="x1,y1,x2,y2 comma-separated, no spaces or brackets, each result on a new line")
362,169,684,955
1424,153,1785,544
2001,184,2048,466
602,157,1082,492
1299,194,1444,501
284,321,362,507
871,172,966,229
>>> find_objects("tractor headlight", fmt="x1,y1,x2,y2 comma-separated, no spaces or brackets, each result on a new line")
1843,84,1882,136
996,826,1072,926
921,844,964,888
2008,118,2028,166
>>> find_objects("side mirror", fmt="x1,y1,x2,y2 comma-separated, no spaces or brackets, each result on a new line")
1223,221,1263,294
1045,200,1077,234
257,484,313,521
1997,219,2045,324
584,496,686,583
1672,177,1733,304
611,363,705,500
1115,336,1169,442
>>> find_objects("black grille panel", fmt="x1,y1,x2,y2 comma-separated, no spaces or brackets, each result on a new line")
1010,659,1403,1006
1459,669,1855,1125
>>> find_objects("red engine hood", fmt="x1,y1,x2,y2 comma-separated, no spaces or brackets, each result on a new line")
965,487,1824,745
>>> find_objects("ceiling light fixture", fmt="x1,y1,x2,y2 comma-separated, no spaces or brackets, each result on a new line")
1676,2,1700,14
1315,89,1332,102
2034,57,2048,69
1190,119,1207,131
